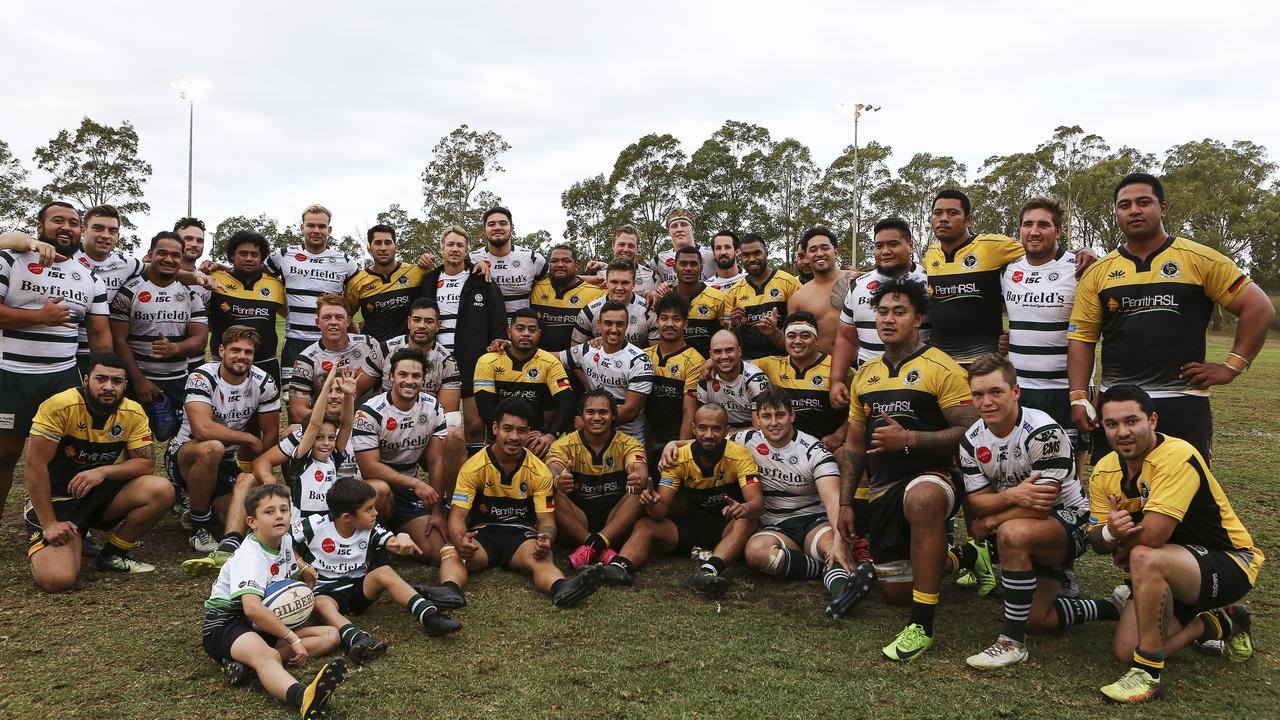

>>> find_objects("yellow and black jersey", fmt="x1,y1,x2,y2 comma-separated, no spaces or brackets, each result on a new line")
29,388,152,496
345,262,428,342
849,345,971,495
1068,236,1251,398
529,277,605,353
451,447,554,528
545,430,646,505
208,270,285,364
727,270,801,359
473,348,572,411
923,234,1024,364
644,344,703,445
658,440,760,515
681,284,730,358
755,353,850,439
1089,434,1263,584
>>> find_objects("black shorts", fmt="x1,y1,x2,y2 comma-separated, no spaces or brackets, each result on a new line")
316,576,377,616
201,609,278,662
1020,387,1089,454
571,495,625,534
255,357,282,392
166,442,241,498
1172,545,1257,625
1029,503,1090,582
760,513,828,548
474,524,535,569
0,366,81,437
24,482,126,557
390,486,431,530
1092,394,1212,464
674,513,731,554
866,472,959,565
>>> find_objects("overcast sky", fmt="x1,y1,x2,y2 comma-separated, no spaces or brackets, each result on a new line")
4,1,1278,259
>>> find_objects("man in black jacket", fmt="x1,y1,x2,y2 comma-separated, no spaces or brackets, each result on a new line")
418,225,507,457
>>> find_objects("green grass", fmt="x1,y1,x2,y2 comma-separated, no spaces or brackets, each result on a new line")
1,334,1279,718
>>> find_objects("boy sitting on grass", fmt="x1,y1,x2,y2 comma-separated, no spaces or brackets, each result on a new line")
200,484,346,719
295,479,461,663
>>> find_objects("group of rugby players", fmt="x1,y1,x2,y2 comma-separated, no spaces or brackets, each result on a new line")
0,170,1272,714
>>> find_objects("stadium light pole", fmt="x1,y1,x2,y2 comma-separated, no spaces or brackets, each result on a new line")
171,79,210,217
837,102,880,269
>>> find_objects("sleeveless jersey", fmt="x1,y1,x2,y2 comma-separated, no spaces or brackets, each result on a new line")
839,263,931,365
732,428,838,526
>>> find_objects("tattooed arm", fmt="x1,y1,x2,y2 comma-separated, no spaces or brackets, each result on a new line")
909,404,979,455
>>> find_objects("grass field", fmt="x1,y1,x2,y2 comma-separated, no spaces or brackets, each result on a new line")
1,334,1278,719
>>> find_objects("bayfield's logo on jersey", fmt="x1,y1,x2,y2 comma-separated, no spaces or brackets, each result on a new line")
593,353,601,363
322,538,336,553
1012,271,1024,283
138,291,152,302
386,417,398,431
314,470,324,481
270,563,280,575
756,443,769,456
976,446,992,463
437,280,444,288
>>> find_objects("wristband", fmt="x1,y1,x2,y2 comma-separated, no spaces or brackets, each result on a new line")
1101,524,1117,543
1071,397,1097,423
1224,354,1249,374
445,411,463,429
1068,389,1088,402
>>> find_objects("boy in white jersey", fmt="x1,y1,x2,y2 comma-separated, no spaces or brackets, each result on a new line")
200,484,346,718
287,368,356,523
468,206,547,314
288,293,377,423
296,479,460,664
562,301,654,442
956,354,1123,669
697,329,771,430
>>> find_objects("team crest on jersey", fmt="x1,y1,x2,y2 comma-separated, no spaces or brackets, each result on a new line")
138,291,152,302
1013,444,1022,459
789,456,800,465
769,287,781,298
962,254,978,269
904,369,921,386
108,423,124,439
697,304,709,316
397,275,409,285
810,375,824,387
669,364,680,375
386,417,398,431
976,446,992,463
1160,260,1181,278
755,443,769,455
260,287,271,297
357,540,368,550
71,271,82,281
1011,271,1024,283
527,367,541,380
419,414,428,424
474,293,484,303
519,480,527,495
1138,479,1151,502
1048,272,1060,281
322,537,336,553
570,295,581,305
604,456,615,469
512,260,521,268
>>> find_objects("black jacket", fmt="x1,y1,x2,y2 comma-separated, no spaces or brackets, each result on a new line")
417,262,507,373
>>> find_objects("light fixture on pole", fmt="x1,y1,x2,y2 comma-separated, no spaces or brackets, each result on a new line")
171,79,210,218
836,102,881,269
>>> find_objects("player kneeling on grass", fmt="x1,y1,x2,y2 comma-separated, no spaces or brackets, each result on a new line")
1088,384,1261,704
737,388,876,618
958,354,1124,669
445,398,606,607
546,389,649,570
25,352,172,589
603,403,763,598
201,484,346,719
296,479,460,664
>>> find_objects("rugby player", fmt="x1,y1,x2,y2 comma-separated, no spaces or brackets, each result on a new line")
958,354,1123,669
1068,173,1273,462
25,352,171,589
585,224,657,295
206,230,286,386
698,329,771,431
643,292,701,468
67,206,144,374
169,326,281,553
755,311,849,450
562,301,654,443
0,202,110,515
469,206,547,314
706,230,745,293
345,223,426,342
601,403,762,597
288,294,376,424
836,276,978,662
571,258,656,348
1089,384,1261,702
546,390,648,569
445,398,606,607
530,244,604,353
473,309,575,457
364,298,462,403
725,233,800,360
649,208,715,289
787,227,857,355
672,246,729,358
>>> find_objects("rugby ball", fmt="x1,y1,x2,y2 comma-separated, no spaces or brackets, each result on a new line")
257,579,314,629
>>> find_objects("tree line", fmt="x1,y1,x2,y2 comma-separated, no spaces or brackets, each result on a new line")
2,118,1277,290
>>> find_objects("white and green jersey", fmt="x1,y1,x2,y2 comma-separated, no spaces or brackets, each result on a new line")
293,514,393,581
289,334,376,404
351,391,448,474
173,362,280,451
697,361,772,430
469,245,547,314
266,245,360,342
733,428,839,527
562,342,654,440
109,276,208,382
278,426,360,483
1002,251,1077,390
72,249,143,360
839,263,930,365
364,335,462,396
958,406,1085,514
571,293,656,347
204,534,299,612
0,250,108,373
285,448,349,519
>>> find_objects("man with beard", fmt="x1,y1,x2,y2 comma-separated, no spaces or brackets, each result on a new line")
754,312,848,451
673,246,730,359
207,230,286,386
831,218,930,405
788,227,857,355
25,352,171,589
530,244,603,353
469,206,547,315
66,206,144,374
288,294,377,424
571,258,655,348
698,329,771,432
345,224,426,343
110,232,210,440
643,292,701,473
585,225,657,296
168,326,281,553
175,218,212,373
0,202,110,515
1068,174,1273,463
725,233,801,360
649,208,714,289
562,301,654,443
706,230,745,293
